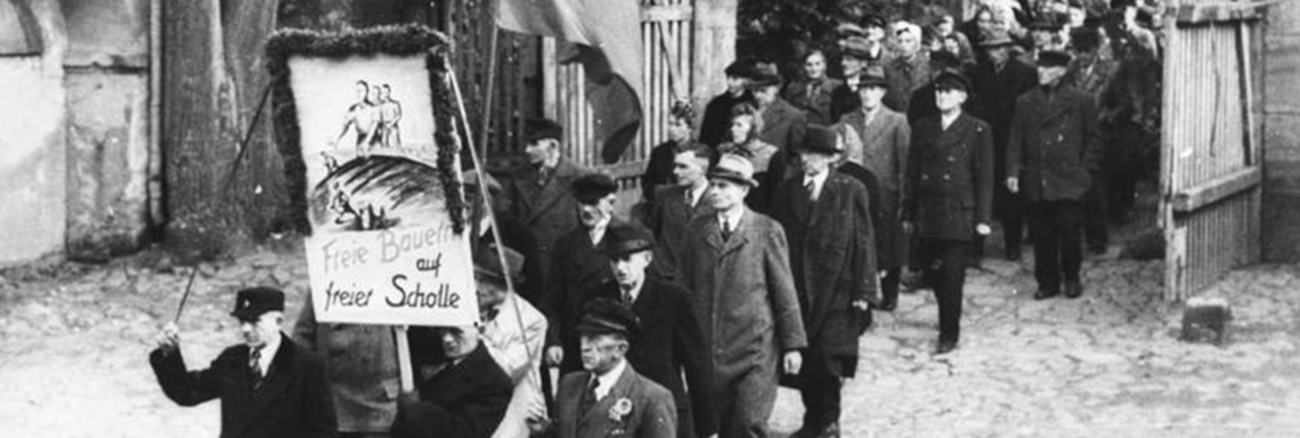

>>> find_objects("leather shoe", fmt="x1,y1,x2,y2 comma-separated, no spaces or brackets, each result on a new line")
1064,282,1084,298
875,298,897,312
934,340,958,355
818,421,841,438
1005,247,1021,261
1033,288,1060,300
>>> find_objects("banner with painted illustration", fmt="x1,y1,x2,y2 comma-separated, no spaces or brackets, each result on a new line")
267,26,476,326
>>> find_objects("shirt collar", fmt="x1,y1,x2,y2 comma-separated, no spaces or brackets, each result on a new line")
804,170,830,197
718,207,745,230
622,277,645,303
256,332,282,371
687,184,708,206
589,215,612,244
593,359,627,401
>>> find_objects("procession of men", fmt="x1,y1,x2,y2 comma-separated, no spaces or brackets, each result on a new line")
149,1,1164,437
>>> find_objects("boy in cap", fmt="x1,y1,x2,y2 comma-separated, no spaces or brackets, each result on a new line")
770,126,876,437
701,59,756,148
1007,50,1103,301
679,154,807,438
902,72,994,354
581,223,716,438
150,287,337,438
544,173,625,374
554,299,677,438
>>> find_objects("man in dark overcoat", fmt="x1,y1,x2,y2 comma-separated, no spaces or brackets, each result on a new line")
503,118,592,294
750,63,808,153
645,141,715,276
969,30,1038,261
1007,50,1103,300
544,173,624,375
902,72,994,354
679,154,808,438
553,299,677,438
394,325,514,438
150,287,337,438
700,59,755,148
1064,26,1119,255
581,224,717,438
771,126,876,438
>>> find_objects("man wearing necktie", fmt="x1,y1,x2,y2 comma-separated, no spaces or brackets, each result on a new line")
679,154,807,438
579,224,717,438
150,287,337,438
771,126,877,438
554,299,677,438
393,324,514,438
645,141,715,277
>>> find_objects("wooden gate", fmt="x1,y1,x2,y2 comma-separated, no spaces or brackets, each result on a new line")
545,0,700,189
1161,0,1265,300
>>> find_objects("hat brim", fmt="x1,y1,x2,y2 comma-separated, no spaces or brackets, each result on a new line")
980,38,1017,48
230,307,279,320
708,173,760,188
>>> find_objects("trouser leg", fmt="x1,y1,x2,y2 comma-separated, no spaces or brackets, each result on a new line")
798,352,842,430
928,239,968,344
997,186,1025,252
1059,200,1085,283
881,267,900,305
1084,173,1109,249
733,366,777,438
1028,201,1061,292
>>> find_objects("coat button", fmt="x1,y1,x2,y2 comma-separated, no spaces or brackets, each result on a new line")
943,174,950,180
947,156,955,162
1057,134,1064,142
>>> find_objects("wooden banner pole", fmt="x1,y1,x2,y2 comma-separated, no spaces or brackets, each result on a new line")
394,325,414,392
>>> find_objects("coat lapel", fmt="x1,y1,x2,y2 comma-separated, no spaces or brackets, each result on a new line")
231,335,301,437
580,365,640,434
526,158,580,224
720,211,752,257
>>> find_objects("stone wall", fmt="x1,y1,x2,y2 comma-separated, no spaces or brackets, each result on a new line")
1262,1,1300,262
0,0,67,264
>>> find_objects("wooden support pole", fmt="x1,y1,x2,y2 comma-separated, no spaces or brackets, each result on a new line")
394,326,414,392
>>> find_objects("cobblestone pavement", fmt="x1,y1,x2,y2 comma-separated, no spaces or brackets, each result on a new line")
2,238,1299,437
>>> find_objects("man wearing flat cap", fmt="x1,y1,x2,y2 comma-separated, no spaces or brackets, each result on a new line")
1064,25,1119,255
771,125,876,437
679,154,807,438
700,59,756,148
579,223,716,438
554,299,677,438
504,117,592,301
902,71,994,355
473,244,549,438
543,173,626,375
150,287,337,438
749,62,808,154
1007,50,1103,301
970,28,1038,262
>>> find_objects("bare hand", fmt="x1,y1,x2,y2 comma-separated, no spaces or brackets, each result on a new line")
976,223,992,236
155,322,180,353
525,404,552,433
1006,177,1019,194
901,221,914,234
851,299,871,311
783,350,802,375
545,346,564,367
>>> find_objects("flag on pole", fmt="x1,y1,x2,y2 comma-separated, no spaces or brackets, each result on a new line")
497,0,642,163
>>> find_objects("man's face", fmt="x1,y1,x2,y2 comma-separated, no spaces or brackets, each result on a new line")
525,139,556,165
355,82,368,100
865,25,886,42
708,178,749,211
667,116,690,142
239,312,282,348
610,250,652,289
1031,29,1054,49
938,17,955,35
987,46,1010,65
753,85,779,106
726,75,748,95
438,325,480,360
578,194,616,227
798,150,836,176
857,85,886,110
1037,65,1067,86
803,52,827,80
475,277,507,311
897,31,920,57
842,57,866,77
368,85,383,102
672,151,708,187
729,114,755,144
943,37,961,55
935,88,968,112
579,333,626,374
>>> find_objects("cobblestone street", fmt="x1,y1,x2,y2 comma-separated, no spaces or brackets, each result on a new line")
2,238,1299,437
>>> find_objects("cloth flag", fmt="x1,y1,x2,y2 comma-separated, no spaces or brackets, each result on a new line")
497,0,642,163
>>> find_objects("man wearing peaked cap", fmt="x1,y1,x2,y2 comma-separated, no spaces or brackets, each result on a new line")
902,62,995,355
544,172,627,375
151,286,337,437
553,298,677,438
679,149,807,437
770,125,877,438
748,62,807,154
1064,25,1120,257
1007,44,1102,302
577,223,717,438
701,59,757,148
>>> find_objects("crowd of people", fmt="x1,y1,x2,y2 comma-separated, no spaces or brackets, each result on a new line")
148,1,1165,437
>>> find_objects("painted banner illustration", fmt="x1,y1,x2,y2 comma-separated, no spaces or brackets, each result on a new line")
267,26,477,326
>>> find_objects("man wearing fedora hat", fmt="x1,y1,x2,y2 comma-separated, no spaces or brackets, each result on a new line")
579,223,716,438
839,66,911,312
680,154,807,438
749,62,808,154
902,71,994,355
554,298,677,438
970,28,1038,262
504,117,592,299
150,287,337,438
828,38,872,125
544,173,627,375
771,125,876,438
701,59,757,149
1007,49,1103,301
473,244,549,438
